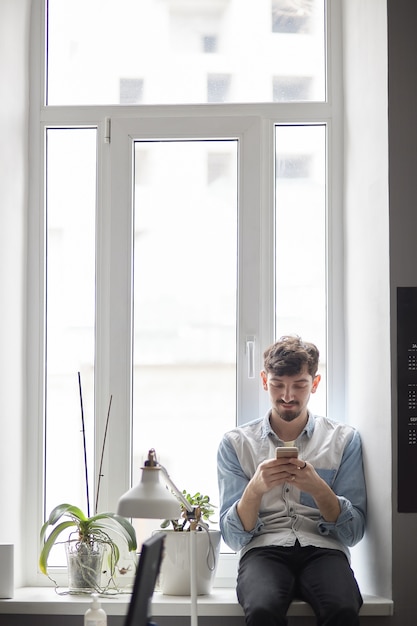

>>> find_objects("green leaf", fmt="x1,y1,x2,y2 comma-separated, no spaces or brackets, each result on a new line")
89,514,137,552
39,520,77,575
46,504,87,527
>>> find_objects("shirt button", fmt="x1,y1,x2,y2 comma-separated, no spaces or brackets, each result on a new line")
286,488,290,493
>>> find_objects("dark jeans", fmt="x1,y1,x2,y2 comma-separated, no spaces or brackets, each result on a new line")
236,543,363,626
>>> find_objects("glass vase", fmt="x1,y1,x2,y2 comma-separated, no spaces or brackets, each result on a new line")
65,540,104,593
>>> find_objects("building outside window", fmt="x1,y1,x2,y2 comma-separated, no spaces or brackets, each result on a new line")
119,78,144,104
271,0,315,33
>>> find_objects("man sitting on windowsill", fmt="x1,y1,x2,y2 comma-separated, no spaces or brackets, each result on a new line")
217,335,366,626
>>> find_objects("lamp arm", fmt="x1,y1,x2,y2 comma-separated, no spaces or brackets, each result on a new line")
158,464,194,513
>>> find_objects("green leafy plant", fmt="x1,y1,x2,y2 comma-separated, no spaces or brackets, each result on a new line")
39,503,137,581
38,379,137,592
160,490,217,531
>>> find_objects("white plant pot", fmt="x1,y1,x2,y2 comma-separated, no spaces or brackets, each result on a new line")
156,529,221,596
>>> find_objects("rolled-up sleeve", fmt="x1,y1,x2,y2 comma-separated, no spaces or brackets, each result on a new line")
317,430,367,546
217,436,263,551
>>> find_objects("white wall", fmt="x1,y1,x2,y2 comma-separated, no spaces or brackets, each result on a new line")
0,0,31,586
342,0,391,597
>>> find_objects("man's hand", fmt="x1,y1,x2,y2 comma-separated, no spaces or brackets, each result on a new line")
237,457,341,530
284,458,341,523
237,457,302,530
250,457,299,495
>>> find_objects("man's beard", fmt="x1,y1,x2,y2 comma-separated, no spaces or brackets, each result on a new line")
275,402,302,422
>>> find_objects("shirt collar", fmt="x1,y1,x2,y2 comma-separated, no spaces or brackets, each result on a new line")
261,410,316,441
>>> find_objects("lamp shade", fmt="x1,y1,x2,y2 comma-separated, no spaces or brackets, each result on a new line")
117,466,181,520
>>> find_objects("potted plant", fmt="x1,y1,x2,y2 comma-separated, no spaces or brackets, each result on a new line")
160,491,216,532
157,490,221,596
39,503,137,593
39,381,137,593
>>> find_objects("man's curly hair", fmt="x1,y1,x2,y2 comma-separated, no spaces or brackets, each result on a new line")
263,335,319,378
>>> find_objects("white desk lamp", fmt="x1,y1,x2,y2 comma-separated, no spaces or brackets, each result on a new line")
117,449,200,626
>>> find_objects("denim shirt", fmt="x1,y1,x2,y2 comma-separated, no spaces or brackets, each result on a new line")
217,412,367,561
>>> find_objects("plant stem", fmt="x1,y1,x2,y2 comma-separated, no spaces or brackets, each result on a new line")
95,394,113,514
78,371,90,518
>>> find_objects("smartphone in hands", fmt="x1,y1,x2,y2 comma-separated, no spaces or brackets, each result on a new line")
275,446,298,459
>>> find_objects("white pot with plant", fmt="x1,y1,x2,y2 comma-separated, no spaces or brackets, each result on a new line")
39,377,137,594
157,490,221,596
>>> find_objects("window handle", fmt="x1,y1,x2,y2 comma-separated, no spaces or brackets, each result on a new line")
246,336,255,379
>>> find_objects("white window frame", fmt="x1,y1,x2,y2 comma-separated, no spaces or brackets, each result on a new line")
25,0,344,586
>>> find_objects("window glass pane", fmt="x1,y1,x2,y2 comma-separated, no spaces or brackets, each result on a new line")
47,0,325,105
132,140,237,543
45,128,96,565
275,125,326,414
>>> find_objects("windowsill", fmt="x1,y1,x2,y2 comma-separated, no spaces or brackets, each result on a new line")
0,587,394,617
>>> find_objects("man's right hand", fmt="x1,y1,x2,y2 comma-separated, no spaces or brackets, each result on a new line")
236,458,295,531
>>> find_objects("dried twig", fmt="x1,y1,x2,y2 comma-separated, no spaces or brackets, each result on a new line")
95,394,113,514
77,372,90,518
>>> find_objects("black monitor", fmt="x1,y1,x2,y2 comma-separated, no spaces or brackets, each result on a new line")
124,533,165,626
